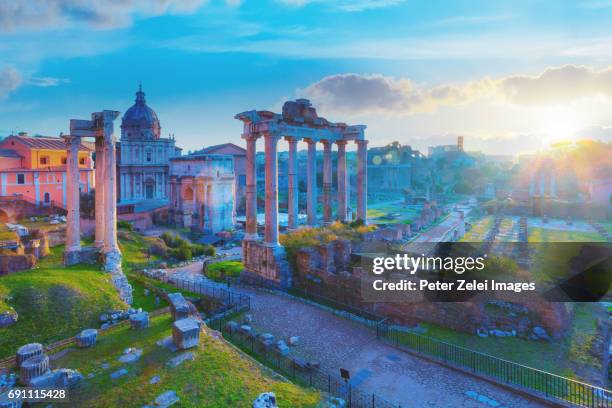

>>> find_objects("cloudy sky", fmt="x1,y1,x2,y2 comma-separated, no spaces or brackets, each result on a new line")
1,0,612,155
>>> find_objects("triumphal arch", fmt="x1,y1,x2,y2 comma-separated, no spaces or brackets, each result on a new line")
235,99,368,288
63,110,132,304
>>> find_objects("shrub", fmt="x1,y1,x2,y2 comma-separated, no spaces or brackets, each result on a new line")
171,243,192,261
117,220,133,231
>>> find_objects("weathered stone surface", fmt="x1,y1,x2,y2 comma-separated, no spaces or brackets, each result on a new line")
16,343,43,369
119,348,143,364
166,352,194,368
172,318,200,350
155,390,179,407
0,254,36,275
130,311,149,330
29,368,83,389
168,293,190,321
253,392,278,408
0,311,18,328
149,375,160,385
20,355,50,385
76,329,98,348
110,368,128,379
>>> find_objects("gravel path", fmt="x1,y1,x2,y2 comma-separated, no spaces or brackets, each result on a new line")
167,263,549,408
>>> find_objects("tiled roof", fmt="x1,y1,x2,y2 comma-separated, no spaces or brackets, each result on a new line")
0,148,22,158
7,135,92,151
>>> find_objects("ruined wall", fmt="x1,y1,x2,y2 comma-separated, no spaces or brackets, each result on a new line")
0,253,36,275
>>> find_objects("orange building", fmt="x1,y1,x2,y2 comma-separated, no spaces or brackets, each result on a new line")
0,133,94,209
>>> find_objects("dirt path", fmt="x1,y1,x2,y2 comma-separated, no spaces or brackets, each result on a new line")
166,264,548,407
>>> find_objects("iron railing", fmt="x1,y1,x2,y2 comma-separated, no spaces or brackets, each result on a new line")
378,321,612,407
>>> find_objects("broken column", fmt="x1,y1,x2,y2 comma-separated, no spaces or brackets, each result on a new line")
168,292,190,321
63,134,82,265
172,318,200,350
20,355,50,385
75,329,98,348
16,343,43,369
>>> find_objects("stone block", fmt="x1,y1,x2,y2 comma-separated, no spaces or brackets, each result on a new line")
155,390,179,408
75,329,98,348
129,311,149,330
172,318,200,350
253,392,278,408
168,293,190,321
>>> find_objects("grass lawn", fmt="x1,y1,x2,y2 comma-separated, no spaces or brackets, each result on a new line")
0,246,125,359
460,216,493,242
528,227,605,242
415,303,603,382
206,260,244,282
48,314,321,407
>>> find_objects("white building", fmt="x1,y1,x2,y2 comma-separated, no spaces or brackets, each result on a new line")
169,154,236,233
117,85,181,205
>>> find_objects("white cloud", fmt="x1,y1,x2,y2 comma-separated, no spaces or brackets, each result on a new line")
0,0,207,32
276,0,406,12
0,66,22,99
301,65,612,116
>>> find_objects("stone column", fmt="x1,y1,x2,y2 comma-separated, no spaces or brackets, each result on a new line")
285,136,299,230
243,134,259,240
63,134,82,264
195,179,204,231
101,111,121,272
322,140,332,224
356,139,368,223
336,140,348,222
305,138,317,226
264,132,280,246
94,136,106,248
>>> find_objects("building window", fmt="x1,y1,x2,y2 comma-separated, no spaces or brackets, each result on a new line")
238,174,246,187
61,156,67,165
17,174,25,184
79,157,85,165
146,151,152,162
44,192,50,203
40,156,49,165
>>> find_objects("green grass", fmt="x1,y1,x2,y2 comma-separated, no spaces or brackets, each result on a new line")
48,314,321,407
528,227,605,242
460,216,494,242
206,261,244,282
0,246,125,359
409,303,602,381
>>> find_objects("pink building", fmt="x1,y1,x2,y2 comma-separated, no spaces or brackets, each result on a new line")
0,133,94,209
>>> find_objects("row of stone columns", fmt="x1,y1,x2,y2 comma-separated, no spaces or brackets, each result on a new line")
64,111,121,270
243,133,368,247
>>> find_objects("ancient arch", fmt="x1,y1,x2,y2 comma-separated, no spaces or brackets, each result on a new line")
183,186,194,201
0,209,9,223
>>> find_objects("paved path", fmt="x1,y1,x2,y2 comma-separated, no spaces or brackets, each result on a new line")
167,264,548,408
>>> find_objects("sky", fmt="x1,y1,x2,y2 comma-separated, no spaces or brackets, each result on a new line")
1,0,612,155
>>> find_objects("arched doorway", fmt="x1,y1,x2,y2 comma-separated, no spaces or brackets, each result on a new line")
183,186,194,201
0,209,8,223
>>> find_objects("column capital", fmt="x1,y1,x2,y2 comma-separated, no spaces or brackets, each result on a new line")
304,138,317,146
62,134,82,147
262,131,282,142
355,139,368,147
242,133,260,142
336,139,348,146
321,139,332,148
284,136,299,144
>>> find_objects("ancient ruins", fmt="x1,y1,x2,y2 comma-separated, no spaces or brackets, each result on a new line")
236,99,368,288
63,110,132,304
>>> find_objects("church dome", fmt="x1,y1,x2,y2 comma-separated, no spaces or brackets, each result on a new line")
121,85,161,140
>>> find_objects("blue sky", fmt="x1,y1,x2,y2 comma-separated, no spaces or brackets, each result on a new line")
1,0,612,154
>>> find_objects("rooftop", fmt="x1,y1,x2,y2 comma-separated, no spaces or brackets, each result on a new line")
4,134,92,151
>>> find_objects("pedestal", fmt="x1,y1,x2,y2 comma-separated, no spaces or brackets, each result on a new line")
241,240,291,289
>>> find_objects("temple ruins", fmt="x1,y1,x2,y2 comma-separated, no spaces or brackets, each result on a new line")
236,99,368,288
63,110,132,304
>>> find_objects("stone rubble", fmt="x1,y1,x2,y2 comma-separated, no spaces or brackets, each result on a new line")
252,392,278,408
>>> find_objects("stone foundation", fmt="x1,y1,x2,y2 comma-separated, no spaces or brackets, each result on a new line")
242,240,291,289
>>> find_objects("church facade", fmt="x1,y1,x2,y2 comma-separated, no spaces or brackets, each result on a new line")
117,86,181,204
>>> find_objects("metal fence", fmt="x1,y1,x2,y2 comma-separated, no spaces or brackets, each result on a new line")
165,275,251,312
378,322,612,408
208,315,402,408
